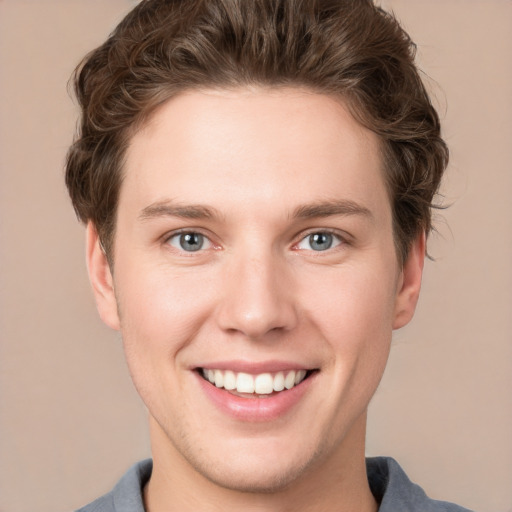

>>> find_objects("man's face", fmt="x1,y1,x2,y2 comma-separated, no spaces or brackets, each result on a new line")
89,88,423,492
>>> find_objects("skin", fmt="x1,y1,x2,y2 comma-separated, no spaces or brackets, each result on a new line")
87,87,424,512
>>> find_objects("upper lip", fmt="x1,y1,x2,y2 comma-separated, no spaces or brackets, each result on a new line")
193,360,314,374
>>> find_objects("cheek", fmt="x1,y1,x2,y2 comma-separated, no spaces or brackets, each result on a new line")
304,264,397,386
306,263,398,336
114,263,218,372
113,267,212,414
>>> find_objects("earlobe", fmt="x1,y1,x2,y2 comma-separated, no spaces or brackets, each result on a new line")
86,222,121,331
392,232,426,330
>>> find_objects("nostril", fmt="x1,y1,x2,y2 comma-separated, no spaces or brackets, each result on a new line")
215,265,299,338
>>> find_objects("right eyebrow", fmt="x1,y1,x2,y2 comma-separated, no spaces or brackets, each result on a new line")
292,199,373,221
138,200,221,221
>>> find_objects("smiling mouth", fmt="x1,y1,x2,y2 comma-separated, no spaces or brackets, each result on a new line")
199,368,314,396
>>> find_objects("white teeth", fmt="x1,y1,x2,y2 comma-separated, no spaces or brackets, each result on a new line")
273,372,285,392
214,369,224,388
284,371,296,390
295,369,306,385
223,370,236,390
236,372,255,393
254,373,274,394
201,368,309,394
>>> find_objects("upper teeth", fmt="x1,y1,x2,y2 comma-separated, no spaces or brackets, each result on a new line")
202,369,308,395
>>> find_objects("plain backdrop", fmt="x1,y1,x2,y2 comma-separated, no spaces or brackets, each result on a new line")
0,1,511,511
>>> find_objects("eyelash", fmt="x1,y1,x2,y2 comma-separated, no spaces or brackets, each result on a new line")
293,229,347,252
164,230,215,253
163,228,348,254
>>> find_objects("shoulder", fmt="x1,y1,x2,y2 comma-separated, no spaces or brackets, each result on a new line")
367,457,476,512
75,459,152,512
75,494,115,512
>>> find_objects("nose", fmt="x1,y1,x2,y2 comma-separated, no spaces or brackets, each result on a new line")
215,251,299,340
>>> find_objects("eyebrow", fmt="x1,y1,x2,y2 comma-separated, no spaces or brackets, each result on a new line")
138,198,372,222
292,199,373,220
138,200,221,221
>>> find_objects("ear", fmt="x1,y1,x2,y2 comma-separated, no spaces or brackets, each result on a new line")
392,232,426,330
86,222,120,331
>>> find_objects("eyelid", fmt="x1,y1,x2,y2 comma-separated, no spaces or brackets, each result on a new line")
163,229,218,252
293,228,348,251
160,227,350,253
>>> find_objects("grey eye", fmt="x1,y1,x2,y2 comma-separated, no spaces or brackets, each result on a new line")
168,232,211,252
296,231,342,252
308,232,333,251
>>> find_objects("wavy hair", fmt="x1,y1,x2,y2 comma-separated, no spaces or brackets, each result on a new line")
66,0,448,265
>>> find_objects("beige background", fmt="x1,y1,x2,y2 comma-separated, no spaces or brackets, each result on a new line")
0,1,511,511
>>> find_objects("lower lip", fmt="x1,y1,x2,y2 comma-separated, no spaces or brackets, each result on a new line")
196,372,315,422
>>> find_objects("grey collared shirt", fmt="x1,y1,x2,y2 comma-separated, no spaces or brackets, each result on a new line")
76,457,475,512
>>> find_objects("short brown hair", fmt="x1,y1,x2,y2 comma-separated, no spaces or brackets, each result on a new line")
66,0,448,265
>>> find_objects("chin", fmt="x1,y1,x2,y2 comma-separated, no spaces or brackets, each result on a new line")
193,455,315,494
174,429,329,495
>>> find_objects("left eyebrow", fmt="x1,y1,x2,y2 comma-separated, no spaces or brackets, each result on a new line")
292,199,373,220
138,200,221,221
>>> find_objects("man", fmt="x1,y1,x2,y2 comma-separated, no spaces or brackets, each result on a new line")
66,0,472,510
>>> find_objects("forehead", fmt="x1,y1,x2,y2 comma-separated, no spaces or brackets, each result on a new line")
121,87,388,220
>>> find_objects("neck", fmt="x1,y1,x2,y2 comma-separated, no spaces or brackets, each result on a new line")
144,413,377,512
